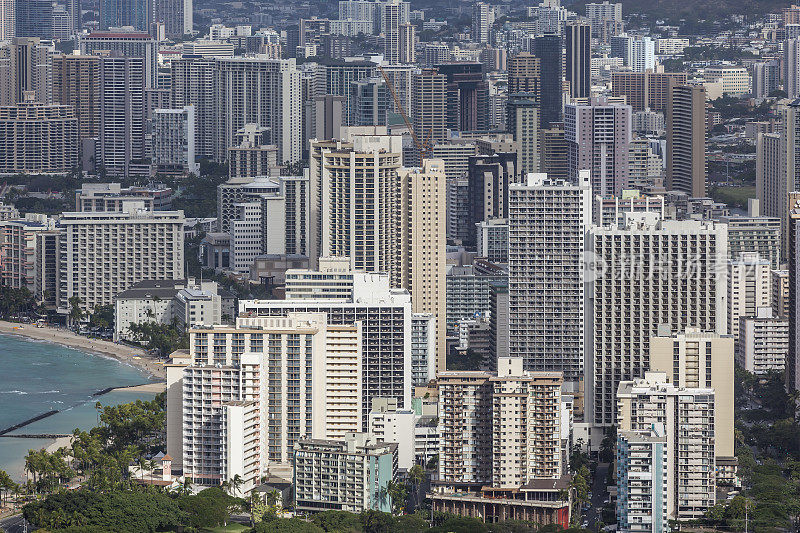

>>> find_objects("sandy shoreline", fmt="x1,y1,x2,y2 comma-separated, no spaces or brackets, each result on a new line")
0,320,166,380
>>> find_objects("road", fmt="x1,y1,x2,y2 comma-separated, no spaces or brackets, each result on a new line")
585,462,609,530
0,514,32,533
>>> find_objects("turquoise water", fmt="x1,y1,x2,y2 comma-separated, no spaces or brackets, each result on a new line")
0,334,155,480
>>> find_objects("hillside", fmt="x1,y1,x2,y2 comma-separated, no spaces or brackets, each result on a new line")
570,0,791,22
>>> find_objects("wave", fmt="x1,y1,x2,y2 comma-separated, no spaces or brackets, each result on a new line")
0,390,28,395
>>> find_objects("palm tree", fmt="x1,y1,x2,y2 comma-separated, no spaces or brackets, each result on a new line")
266,489,281,512
407,464,425,510
230,474,243,497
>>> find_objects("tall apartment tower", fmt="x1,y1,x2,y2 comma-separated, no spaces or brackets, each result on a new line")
565,21,590,99
587,216,728,426
52,53,100,141
752,60,780,99
99,0,151,30
472,2,494,44
5,37,49,104
398,22,415,63
565,97,632,197
586,2,622,38
533,34,562,127
788,208,800,391
99,55,145,177
666,81,707,197
785,38,800,99
617,372,717,521
214,57,302,165
0,0,13,41
757,101,800,261
509,172,591,387
650,329,735,469
155,0,192,38
437,357,563,490
398,160,447,374
170,55,215,159
508,53,541,101
728,252,771,340
616,428,668,533
80,31,158,89
383,0,401,64
506,95,540,176
411,69,447,164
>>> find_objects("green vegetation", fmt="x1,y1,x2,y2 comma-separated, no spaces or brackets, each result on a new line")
699,369,800,531
127,321,189,357
0,286,39,318
709,186,756,210
446,348,484,371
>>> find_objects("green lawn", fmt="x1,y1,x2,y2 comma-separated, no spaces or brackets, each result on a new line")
709,185,756,210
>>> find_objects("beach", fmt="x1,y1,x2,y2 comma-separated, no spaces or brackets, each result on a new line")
0,320,166,380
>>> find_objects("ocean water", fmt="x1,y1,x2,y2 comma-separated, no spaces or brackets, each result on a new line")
0,334,156,480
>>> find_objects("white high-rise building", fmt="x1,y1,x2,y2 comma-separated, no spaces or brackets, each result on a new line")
58,203,185,315
586,2,622,38
472,2,494,44
99,55,144,177
214,57,302,164
239,271,413,428
0,0,13,41
151,106,198,175
80,31,158,89
166,313,362,490
728,252,771,339
508,171,591,386
383,0,401,64
617,372,716,521
586,214,728,426
739,307,788,374
629,36,655,73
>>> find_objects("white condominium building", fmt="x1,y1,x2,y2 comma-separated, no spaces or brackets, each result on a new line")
728,251,771,339
508,172,591,386
616,427,669,533
166,313,362,490
239,272,413,428
617,372,716,521
739,307,788,375
586,214,727,426
58,203,185,315
151,106,198,176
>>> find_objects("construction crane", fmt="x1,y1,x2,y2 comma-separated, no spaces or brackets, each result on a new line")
377,65,432,159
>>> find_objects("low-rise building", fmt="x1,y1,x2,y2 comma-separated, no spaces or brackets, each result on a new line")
294,433,397,514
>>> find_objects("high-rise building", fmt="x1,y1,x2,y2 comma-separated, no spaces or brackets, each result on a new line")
785,38,800,99
533,34,562,127
773,269,789,318
752,61,780,99
611,72,688,113
0,93,78,174
739,307,788,375
1,0,13,40
58,203,185,315
81,31,158,89
398,22,415,63
565,21,590,99
472,2,494,44
14,0,52,38
616,427,668,533
398,160,447,374
540,126,568,180
170,55,214,159
587,215,728,426
155,0,192,38
466,152,518,245
383,0,401,64
151,106,198,175
2,37,49,104
506,95,540,176
508,52,540,100
617,372,717,520
214,57,302,164
718,211,781,270
788,207,800,391
586,2,622,38
227,124,278,179
98,0,150,31
349,78,388,127
666,81,706,197
166,313,362,489
239,272,413,427
411,69,447,164
435,62,488,133
98,55,144,177
565,97,632,197
52,53,100,142
727,252,771,339
509,172,591,386
649,328,735,464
